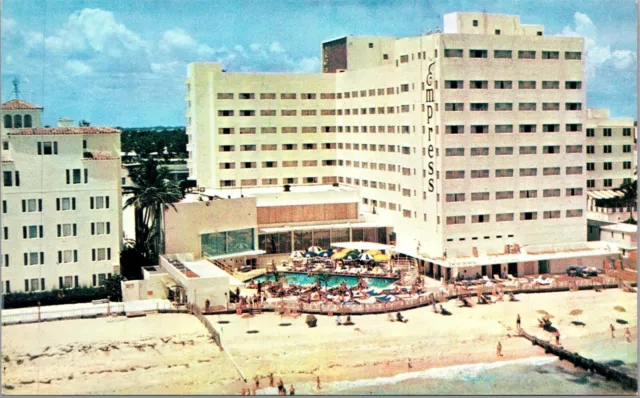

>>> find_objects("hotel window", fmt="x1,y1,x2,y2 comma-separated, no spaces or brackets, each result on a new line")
519,168,537,177
471,169,489,178
282,144,297,151
495,29,501,35
603,128,613,137
302,143,317,150
587,180,595,188
542,103,560,111
219,162,235,169
603,162,613,171
566,102,582,111
586,145,595,154
469,49,487,58
241,162,257,169
281,127,298,134
301,127,317,134
56,197,76,211
471,147,489,156
260,93,276,99
444,80,463,89
217,93,234,99
623,144,632,153
21,199,42,213
57,223,77,237
566,209,583,218
543,145,560,154
470,80,488,89
368,89,375,96
543,211,561,219
445,170,465,179
494,50,512,59
281,93,297,99
400,55,409,63
518,50,536,59
543,124,560,133
219,145,235,152
25,278,45,292
239,128,256,135
400,105,410,113
262,178,278,186
90,222,110,235
565,81,582,89
282,161,298,167
400,84,409,92
302,109,318,116
566,166,583,175
586,128,595,137
444,49,463,58
472,214,490,223
281,109,297,116
603,145,612,153
301,93,316,99
240,145,256,151
240,179,257,187
566,188,583,197
519,146,537,155
378,144,385,152
386,87,395,95
623,161,632,170
566,124,582,132
260,110,276,116
543,167,561,176
519,124,536,133
218,110,234,117
322,143,336,149
445,103,464,111
470,103,488,112
586,162,595,171
471,192,490,201
258,127,276,134
445,125,464,135
37,141,58,155
261,144,277,151
494,80,512,89
519,103,536,111
446,193,465,202
218,127,234,135
239,93,255,100
544,189,561,197
496,213,514,222
603,179,613,187
446,216,466,225
541,51,559,59
520,190,537,199
495,124,513,134
495,147,513,155
320,93,335,99
520,211,537,221
565,51,582,60
495,103,513,111
623,128,632,136
302,160,318,167
542,81,559,89
220,180,236,187
518,80,536,89
566,145,582,154
495,191,514,200
23,225,43,239
92,248,112,262
495,169,514,177
445,148,465,156
23,251,44,266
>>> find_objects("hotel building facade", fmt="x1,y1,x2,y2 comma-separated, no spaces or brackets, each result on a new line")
184,12,629,279
1,99,122,293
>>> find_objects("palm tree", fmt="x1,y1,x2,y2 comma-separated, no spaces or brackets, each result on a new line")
619,179,638,223
316,272,332,290
124,159,182,264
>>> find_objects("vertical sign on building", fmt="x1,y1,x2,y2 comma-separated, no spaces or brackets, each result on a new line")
425,61,436,192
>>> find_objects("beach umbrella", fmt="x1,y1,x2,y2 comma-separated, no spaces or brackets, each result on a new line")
373,253,390,262
304,251,318,258
359,253,374,262
318,250,333,258
345,251,361,260
366,250,382,256
290,251,304,259
307,246,323,253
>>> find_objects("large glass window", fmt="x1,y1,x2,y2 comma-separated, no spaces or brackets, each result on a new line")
259,232,291,254
313,230,330,249
331,228,349,243
201,228,255,257
293,231,312,251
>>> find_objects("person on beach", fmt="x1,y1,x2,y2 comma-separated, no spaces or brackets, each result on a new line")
408,358,412,369
241,388,246,395
516,314,521,331
254,375,260,389
496,342,503,357
555,332,561,345
277,379,285,395
610,324,616,338
289,385,295,395
269,373,274,387
625,327,631,342
317,376,321,391
336,315,342,326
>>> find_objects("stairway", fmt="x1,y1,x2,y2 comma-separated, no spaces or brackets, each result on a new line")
404,259,420,285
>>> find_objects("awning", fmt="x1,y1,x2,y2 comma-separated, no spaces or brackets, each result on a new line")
260,222,387,234
331,242,395,251
204,249,266,260
587,190,625,200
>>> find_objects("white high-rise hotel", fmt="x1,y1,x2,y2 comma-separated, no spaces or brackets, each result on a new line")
185,12,634,274
1,99,122,293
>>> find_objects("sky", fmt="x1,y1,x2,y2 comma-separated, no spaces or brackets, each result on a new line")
1,0,637,127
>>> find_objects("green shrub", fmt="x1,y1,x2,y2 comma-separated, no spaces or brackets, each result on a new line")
3,286,110,309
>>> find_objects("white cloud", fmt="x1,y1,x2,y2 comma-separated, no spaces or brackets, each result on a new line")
269,41,285,53
1,17,17,34
65,60,93,76
558,12,636,77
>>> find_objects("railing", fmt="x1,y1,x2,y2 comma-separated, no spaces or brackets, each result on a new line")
207,258,234,275
187,302,222,349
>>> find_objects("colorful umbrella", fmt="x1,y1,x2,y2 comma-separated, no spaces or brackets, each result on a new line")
359,253,374,262
290,251,304,259
304,251,318,258
318,250,334,258
307,246,323,253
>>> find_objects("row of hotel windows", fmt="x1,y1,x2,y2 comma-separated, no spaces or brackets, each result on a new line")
587,128,634,137
1,196,110,213
2,168,91,187
445,145,633,156
3,222,112,239
445,210,584,225
219,176,337,187
219,160,337,169
3,248,112,268
445,123,582,133
3,140,92,155
444,49,582,60
444,167,583,179
3,114,34,128
445,80,581,90
446,102,582,111
588,179,627,188
2,273,112,293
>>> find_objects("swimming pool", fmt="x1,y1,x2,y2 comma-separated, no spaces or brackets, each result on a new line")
249,272,398,289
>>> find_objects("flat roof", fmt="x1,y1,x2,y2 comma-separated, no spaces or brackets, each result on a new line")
601,223,637,233
182,259,244,286
205,249,266,260
260,221,386,234
8,127,120,136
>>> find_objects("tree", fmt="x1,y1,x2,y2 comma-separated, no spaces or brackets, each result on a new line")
316,272,332,290
619,179,638,222
105,274,126,302
124,159,183,264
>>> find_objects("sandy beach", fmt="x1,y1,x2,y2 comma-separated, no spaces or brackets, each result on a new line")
2,289,637,395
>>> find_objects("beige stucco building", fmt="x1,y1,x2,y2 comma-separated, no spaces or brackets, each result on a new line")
184,12,628,280
1,99,122,293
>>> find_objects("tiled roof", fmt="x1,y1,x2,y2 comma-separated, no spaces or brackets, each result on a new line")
1,99,43,110
8,127,121,136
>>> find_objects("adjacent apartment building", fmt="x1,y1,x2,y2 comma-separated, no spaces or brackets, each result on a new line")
185,12,628,275
1,99,122,293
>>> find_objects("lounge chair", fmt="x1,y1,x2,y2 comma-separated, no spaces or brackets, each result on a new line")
494,275,504,282
507,274,516,281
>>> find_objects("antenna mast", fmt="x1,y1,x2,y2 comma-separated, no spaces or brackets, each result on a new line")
11,77,21,100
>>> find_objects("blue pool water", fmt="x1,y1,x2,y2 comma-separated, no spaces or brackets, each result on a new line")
249,272,397,289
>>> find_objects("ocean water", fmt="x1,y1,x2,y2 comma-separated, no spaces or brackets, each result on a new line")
250,272,397,289
257,356,637,395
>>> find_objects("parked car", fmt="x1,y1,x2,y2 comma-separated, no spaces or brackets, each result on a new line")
582,267,601,277
566,266,582,276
